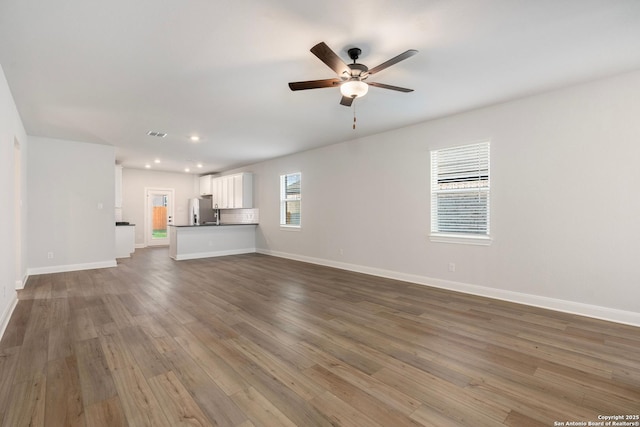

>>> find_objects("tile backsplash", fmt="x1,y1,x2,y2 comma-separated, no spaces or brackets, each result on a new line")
220,208,259,224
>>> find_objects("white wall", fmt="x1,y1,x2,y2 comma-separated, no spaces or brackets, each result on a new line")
244,69,640,325
121,168,198,246
27,137,116,273
0,64,28,335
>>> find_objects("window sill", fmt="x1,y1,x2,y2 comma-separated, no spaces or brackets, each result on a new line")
429,233,492,246
280,225,301,231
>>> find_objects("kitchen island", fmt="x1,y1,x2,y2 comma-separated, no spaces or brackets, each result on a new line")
169,224,257,260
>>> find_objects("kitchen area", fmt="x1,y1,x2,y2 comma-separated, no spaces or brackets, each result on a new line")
115,167,259,261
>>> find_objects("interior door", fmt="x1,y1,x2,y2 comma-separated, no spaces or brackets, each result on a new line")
145,188,174,246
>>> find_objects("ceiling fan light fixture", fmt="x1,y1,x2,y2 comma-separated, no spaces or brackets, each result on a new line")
340,80,368,99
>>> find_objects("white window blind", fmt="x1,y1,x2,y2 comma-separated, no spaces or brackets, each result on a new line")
430,142,490,238
280,172,301,227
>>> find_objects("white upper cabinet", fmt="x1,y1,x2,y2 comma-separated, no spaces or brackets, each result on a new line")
234,172,253,208
199,174,213,196
211,177,222,207
212,172,252,208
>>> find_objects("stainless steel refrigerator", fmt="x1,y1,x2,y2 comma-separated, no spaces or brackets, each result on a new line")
188,198,215,225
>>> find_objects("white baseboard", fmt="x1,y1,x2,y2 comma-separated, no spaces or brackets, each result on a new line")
0,293,18,341
13,271,29,290
135,244,146,249
257,249,640,328
27,259,118,276
172,247,256,261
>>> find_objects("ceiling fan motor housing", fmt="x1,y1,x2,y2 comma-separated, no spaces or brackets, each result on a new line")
346,47,368,79
347,63,368,79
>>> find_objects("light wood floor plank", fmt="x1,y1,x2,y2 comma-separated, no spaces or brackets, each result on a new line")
84,396,128,427
230,386,297,427
0,347,20,425
99,332,172,427
75,337,118,406
146,370,213,427
45,356,85,427
1,374,46,427
162,347,248,427
303,363,424,427
172,331,249,396
309,390,384,427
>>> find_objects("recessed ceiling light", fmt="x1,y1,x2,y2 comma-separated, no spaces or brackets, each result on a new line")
185,168,190,172
190,135,200,142
145,164,151,168
197,163,203,168
154,159,161,164
147,131,167,138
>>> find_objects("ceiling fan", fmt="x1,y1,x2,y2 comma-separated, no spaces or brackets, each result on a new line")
288,42,418,107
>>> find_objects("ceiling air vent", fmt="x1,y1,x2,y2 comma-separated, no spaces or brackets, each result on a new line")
147,131,167,138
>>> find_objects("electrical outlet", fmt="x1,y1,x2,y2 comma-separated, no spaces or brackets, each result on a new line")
47,252,54,259
448,262,456,272
339,248,344,255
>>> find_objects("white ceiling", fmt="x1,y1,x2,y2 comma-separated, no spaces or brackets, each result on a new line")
1,0,640,174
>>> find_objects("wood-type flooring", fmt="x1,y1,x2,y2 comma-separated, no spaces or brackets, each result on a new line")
0,248,638,426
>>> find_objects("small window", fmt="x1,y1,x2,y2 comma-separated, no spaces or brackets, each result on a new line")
280,172,301,227
430,142,490,244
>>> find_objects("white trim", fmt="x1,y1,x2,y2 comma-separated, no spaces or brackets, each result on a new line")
0,293,18,341
429,233,492,246
279,225,301,231
171,247,256,261
280,172,301,227
257,248,640,328
14,137,23,293
431,141,491,237
27,260,117,276
135,243,147,249
15,271,28,290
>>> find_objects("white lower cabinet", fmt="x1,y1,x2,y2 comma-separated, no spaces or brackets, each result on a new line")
115,225,135,258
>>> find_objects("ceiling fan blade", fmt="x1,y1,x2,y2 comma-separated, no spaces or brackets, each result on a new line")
367,49,418,75
368,82,414,93
310,42,350,77
288,78,342,91
340,96,354,107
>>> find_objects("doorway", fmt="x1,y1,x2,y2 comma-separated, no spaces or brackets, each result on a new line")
145,188,174,246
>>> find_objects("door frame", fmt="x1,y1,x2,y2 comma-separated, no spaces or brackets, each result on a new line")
14,137,23,289
144,187,175,247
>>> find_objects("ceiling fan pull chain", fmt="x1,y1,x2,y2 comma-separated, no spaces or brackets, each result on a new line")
353,102,357,130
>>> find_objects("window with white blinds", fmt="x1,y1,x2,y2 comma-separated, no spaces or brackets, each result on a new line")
280,172,301,227
430,142,490,243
